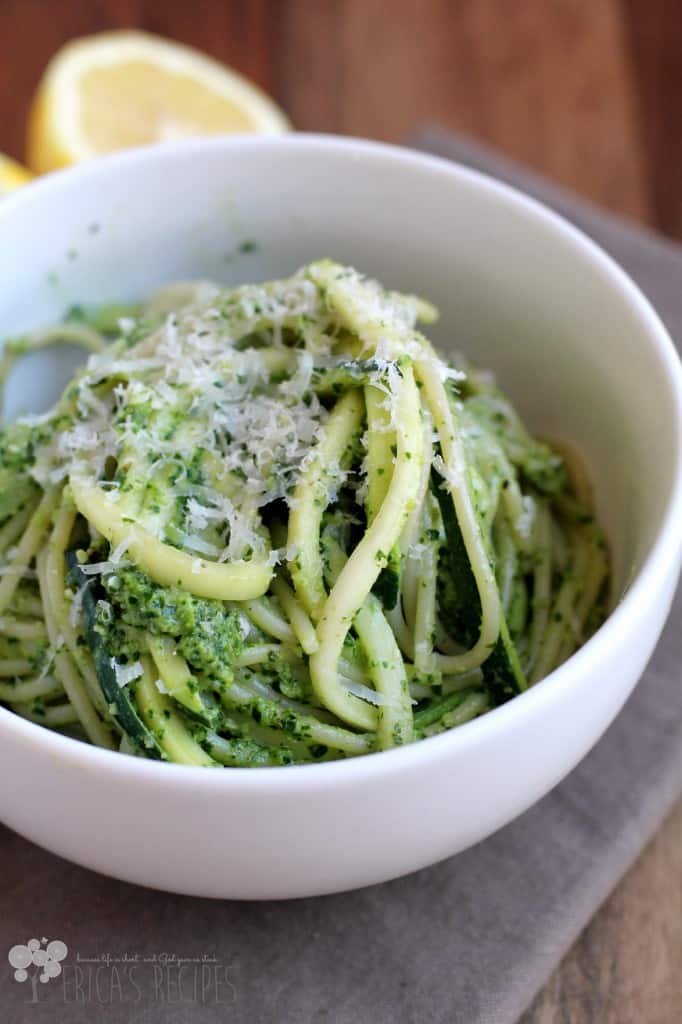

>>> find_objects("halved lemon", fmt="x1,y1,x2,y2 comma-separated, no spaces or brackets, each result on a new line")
27,30,290,174
0,154,32,194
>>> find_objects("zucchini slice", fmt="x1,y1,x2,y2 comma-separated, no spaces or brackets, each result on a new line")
431,471,526,703
66,552,164,759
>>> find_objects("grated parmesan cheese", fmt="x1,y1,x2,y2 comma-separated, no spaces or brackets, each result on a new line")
25,262,446,571
343,679,386,706
110,659,143,687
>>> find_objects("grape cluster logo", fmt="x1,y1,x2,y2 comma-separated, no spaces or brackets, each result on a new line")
8,938,68,1002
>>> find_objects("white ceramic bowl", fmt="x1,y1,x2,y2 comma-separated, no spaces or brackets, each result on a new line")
1,136,681,899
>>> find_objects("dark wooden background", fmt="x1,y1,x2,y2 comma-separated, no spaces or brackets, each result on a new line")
1,1,681,1020
3,0,682,240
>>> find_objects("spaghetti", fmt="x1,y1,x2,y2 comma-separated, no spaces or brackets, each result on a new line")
0,262,608,764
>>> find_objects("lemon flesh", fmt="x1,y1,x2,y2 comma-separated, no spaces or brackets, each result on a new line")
27,31,290,173
0,155,32,194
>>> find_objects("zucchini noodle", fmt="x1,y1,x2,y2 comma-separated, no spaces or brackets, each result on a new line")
0,261,608,765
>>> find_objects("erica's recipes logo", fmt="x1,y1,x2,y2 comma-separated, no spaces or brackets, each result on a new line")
7,940,236,1007
8,938,68,1001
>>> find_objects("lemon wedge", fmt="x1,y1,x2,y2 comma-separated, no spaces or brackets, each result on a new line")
27,30,290,173
0,154,32,194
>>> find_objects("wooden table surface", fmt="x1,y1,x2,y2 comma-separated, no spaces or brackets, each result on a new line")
1,1,680,1020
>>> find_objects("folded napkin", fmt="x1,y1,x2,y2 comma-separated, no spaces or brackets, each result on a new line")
1,130,681,1024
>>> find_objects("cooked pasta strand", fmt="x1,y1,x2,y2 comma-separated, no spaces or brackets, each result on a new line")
0,262,608,765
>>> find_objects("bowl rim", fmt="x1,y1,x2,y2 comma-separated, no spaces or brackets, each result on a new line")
2,131,682,790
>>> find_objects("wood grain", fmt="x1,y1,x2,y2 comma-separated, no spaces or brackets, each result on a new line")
522,797,682,1024
0,0,651,222
622,0,682,237
0,1,679,1020
279,0,651,221
0,0,279,159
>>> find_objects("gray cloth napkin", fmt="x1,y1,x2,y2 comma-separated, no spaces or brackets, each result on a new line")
1,129,681,1024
